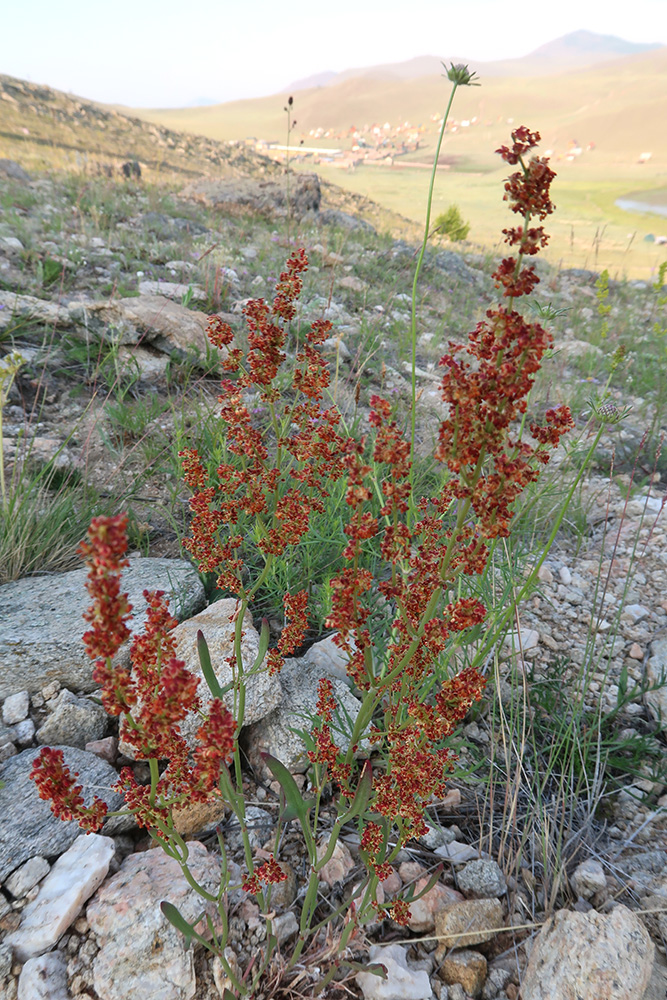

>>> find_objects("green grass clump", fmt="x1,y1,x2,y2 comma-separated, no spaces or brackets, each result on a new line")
0,462,110,583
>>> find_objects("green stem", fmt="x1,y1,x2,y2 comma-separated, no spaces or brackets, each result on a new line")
148,757,160,808
410,81,460,488
0,401,6,510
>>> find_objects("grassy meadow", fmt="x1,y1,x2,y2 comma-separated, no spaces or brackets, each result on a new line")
307,159,666,278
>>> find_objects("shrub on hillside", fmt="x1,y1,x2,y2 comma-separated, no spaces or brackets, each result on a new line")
435,203,470,241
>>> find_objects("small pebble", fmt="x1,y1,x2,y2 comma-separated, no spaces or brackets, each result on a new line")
41,681,61,700
10,719,35,746
5,857,50,899
2,690,30,725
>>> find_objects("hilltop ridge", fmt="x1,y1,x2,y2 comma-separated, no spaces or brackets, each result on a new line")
284,30,664,92
0,72,281,180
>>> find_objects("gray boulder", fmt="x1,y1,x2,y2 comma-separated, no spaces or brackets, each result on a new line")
67,295,217,356
0,290,70,331
560,267,600,283
36,690,107,749
116,344,170,383
0,746,125,882
182,172,321,218
433,250,477,284
457,859,507,899
141,211,209,238
319,209,376,233
0,158,31,181
243,641,364,773
0,556,205,699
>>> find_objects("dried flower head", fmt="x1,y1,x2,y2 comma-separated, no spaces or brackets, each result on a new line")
443,62,479,87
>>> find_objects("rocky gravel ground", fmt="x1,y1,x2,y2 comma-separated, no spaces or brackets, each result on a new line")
1,158,667,999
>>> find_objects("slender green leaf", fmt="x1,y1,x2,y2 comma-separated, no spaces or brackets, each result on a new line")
251,617,271,671
344,960,387,978
617,662,628,706
340,760,373,823
160,901,210,950
261,752,313,846
197,630,223,699
261,753,309,823
405,864,443,902
313,964,340,995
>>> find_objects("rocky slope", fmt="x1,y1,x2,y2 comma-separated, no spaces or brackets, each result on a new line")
0,96,666,1000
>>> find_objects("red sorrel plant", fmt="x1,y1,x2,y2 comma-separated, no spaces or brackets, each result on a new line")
31,124,614,996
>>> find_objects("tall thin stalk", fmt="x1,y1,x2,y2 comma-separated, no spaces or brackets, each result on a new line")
409,65,479,482
0,351,26,511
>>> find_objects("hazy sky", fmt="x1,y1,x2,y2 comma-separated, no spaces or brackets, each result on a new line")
3,0,666,108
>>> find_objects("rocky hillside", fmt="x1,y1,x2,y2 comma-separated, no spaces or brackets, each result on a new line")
0,72,280,179
0,73,416,239
0,83,666,1000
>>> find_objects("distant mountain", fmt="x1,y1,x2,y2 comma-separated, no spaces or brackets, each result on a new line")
182,97,222,107
284,31,663,90
516,29,662,72
286,71,337,92
131,40,667,164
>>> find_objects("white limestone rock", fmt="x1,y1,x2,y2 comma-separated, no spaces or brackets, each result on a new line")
2,690,30,725
434,841,481,864
35,690,107,749
17,951,70,1000
87,841,221,1000
7,834,115,961
503,628,539,652
301,632,355,684
570,858,607,899
243,651,365,773
138,280,205,301
119,598,282,759
356,943,434,1000
5,855,50,898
